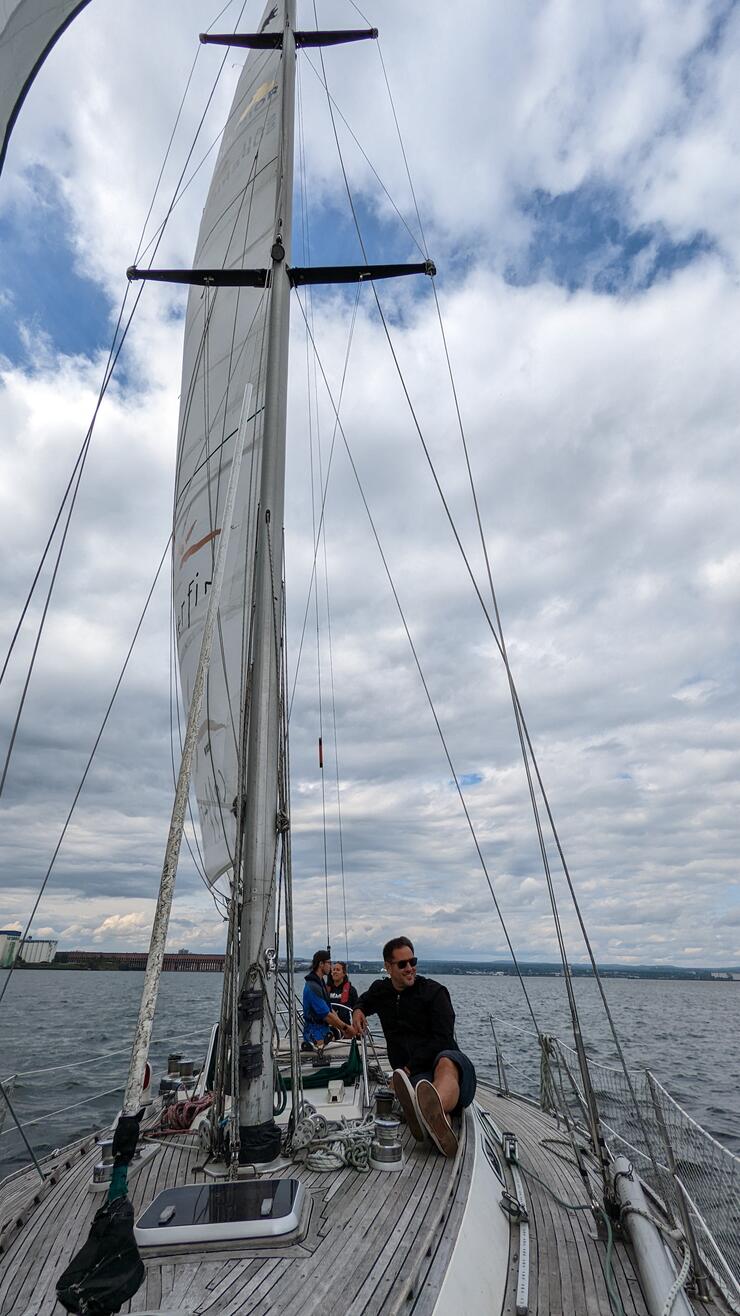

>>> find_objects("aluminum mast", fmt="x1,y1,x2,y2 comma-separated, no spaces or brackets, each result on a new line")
237,0,296,1161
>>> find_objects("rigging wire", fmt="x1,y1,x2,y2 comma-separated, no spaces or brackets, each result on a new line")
0,0,245,702
292,293,541,1036
363,13,663,1175
297,55,331,953
0,535,172,1014
309,4,541,1029
287,282,362,721
0,0,251,799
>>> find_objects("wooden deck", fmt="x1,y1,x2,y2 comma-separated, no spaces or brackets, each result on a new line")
475,1082,731,1316
1,1079,733,1315
0,1101,473,1315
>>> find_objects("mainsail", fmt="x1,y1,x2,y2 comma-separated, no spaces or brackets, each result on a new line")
0,0,92,174
173,1,283,885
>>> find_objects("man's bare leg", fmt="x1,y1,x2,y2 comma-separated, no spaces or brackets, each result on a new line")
432,1056,460,1113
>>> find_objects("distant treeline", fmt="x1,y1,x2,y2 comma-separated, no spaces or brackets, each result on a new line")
16,952,739,980
323,959,740,982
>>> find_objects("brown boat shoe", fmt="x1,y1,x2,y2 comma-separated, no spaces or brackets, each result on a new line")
415,1079,458,1157
391,1069,426,1142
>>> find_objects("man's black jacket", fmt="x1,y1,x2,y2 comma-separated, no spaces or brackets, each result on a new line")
356,975,457,1074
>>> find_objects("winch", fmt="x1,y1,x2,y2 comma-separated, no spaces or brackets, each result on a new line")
369,1115,404,1173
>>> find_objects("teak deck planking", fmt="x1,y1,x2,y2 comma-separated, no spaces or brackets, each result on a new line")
0,1076,733,1314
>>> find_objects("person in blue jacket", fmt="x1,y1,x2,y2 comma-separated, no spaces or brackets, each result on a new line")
302,949,356,1050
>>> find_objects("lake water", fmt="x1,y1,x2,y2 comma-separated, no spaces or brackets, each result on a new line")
1,968,738,1180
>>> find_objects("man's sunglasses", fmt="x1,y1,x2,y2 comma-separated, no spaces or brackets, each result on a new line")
393,957,418,969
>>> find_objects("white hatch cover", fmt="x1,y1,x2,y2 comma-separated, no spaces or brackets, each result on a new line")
134,1178,304,1246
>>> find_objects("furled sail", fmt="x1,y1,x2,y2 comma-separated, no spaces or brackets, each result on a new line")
173,1,283,885
0,0,92,174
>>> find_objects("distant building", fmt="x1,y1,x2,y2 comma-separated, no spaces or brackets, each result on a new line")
0,930,21,969
18,937,57,965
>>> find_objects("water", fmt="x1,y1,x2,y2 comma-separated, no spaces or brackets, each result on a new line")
1,969,738,1180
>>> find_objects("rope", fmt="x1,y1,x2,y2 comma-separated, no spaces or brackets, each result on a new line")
288,1112,374,1173
512,1156,625,1316
620,1204,691,1316
151,1094,213,1135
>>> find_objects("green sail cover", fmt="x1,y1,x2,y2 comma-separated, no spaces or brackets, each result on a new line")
282,1041,363,1091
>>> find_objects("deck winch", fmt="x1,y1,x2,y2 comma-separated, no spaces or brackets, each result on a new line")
369,1115,404,1173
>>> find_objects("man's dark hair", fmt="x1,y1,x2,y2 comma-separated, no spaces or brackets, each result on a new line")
383,936,414,963
311,949,330,972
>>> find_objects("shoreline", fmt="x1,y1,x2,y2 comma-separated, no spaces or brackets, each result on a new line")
4,961,738,982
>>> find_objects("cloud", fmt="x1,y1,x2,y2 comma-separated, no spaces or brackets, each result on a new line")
0,0,738,972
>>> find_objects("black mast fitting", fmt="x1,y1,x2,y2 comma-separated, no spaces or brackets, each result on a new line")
288,260,436,287
200,29,378,50
126,262,435,289
126,266,269,288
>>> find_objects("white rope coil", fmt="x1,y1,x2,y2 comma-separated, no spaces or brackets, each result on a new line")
289,1113,374,1173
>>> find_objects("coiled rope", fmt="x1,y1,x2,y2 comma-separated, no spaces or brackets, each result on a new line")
288,1112,375,1173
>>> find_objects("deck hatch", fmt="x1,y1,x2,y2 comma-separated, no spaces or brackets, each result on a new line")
134,1178,304,1245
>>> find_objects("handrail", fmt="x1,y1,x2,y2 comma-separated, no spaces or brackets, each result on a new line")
1,1027,215,1086
0,1082,124,1139
494,1022,740,1310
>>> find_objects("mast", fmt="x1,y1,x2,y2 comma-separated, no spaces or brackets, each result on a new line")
237,0,296,1161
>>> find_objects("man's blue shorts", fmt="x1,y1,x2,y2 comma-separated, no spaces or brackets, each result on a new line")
411,1049,476,1112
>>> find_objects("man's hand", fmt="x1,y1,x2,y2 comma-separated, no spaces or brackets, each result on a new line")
352,1008,368,1036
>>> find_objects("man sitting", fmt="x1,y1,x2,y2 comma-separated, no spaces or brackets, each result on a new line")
352,936,476,1157
302,949,355,1051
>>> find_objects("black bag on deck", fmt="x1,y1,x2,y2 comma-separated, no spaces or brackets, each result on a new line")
56,1194,144,1315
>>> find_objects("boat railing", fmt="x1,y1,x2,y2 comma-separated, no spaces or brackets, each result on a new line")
489,1014,740,1313
0,1028,214,1181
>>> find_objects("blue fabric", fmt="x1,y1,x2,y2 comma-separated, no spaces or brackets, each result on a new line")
302,977,332,1046
411,1048,477,1112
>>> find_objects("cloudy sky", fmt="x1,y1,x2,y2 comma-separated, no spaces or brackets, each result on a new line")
1,0,739,968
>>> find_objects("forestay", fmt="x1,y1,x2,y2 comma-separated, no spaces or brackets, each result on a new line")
173,0,283,885
0,0,92,173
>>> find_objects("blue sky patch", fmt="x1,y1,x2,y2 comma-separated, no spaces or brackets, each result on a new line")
0,168,111,364
458,771,483,787
510,181,713,294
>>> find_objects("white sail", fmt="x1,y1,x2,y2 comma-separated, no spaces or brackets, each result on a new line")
173,1,283,886
0,0,91,173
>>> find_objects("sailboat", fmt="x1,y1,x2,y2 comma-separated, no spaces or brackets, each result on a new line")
1,1,739,1314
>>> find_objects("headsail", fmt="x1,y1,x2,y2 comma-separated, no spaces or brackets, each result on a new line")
0,0,92,175
173,0,283,886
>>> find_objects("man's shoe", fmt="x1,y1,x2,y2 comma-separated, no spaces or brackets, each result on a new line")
415,1079,458,1157
391,1070,425,1142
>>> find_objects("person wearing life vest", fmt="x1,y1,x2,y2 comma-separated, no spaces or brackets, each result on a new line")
302,950,355,1050
328,961,359,1025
